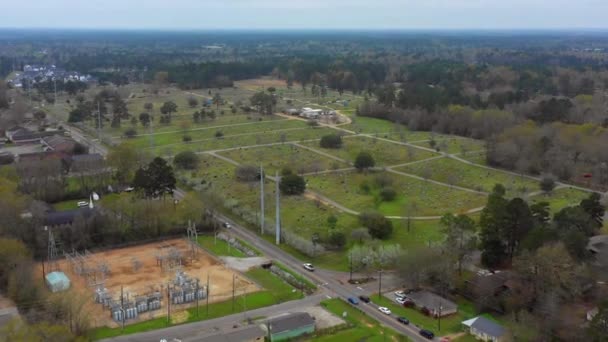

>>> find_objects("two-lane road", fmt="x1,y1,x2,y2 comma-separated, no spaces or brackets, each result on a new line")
217,214,433,342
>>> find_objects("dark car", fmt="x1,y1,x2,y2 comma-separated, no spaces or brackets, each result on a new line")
419,329,435,339
358,295,371,303
347,297,359,305
397,316,410,325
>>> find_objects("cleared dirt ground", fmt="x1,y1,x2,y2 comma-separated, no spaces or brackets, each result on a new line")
40,239,259,328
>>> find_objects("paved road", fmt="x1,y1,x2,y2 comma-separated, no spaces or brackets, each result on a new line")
102,293,329,342
215,214,433,342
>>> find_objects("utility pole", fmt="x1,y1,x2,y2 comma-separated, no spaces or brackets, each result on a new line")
349,252,353,282
437,300,443,332
53,78,57,107
378,269,382,301
121,286,125,331
97,101,102,154
196,278,200,317
148,116,155,149
275,171,281,245
206,273,210,316
167,284,171,324
232,274,236,312
260,165,265,234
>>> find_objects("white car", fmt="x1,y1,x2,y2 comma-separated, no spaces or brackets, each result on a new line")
222,222,232,229
394,290,406,298
378,306,391,315
395,297,406,305
77,201,89,207
303,263,315,272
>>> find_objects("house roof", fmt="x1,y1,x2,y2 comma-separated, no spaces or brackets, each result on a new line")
44,208,93,226
71,153,103,163
42,135,76,152
405,291,458,312
199,325,265,342
462,316,505,338
268,312,315,334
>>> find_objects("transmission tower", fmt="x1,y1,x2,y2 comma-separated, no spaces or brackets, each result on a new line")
186,220,198,261
260,165,265,234
275,171,281,245
46,226,59,272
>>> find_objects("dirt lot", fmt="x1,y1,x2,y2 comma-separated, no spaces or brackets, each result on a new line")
40,239,260,328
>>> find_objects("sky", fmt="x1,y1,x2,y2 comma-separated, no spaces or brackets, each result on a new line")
1,0,608,30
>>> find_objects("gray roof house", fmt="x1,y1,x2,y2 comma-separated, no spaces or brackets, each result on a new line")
588,235,608,281
462,316,506,342
405,290,458,317
266,312,315,341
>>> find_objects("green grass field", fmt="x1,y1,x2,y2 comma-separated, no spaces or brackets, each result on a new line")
52,199,87,211
197,235,246,258
411,137,486,155
126,118,305,148
300,135,438,167
149,126,338,156
528,187,591,213
306,170,487,217
397,157,539,196
90,290,283,340
218,143,350,175
316,299,409,342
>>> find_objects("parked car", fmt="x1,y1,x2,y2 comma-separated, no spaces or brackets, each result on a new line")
378,306,391,315
77,201,89,207
347,297,359,305
303,263,315,272
359,295,371,303
397,316,410,325
395,297,406,305
394,290,406,298
419,329,435,339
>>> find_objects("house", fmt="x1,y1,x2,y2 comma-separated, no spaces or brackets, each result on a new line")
44,208,93,227
16,151,70,163
5,126,57,145
41,135,77,153
199,325,265,342
588,235,608,281
462,316,506,342
300,108,323,119
69,153,105,173
463,271,513,312
266,312,315,341
404,290,458,317
587,307,599,321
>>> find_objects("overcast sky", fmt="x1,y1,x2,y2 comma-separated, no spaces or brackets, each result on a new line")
1,0,607,30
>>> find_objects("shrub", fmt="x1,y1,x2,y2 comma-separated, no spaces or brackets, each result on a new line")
124,128,137,138
328,231,347,249
235,165,260,182
182,135,192,143
320,134,343,149
359,211,393,240
379,187,397,201
354,152,375,171
280,174,306,195
173,151,199,170
215,130,224,138
540,174,556,193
